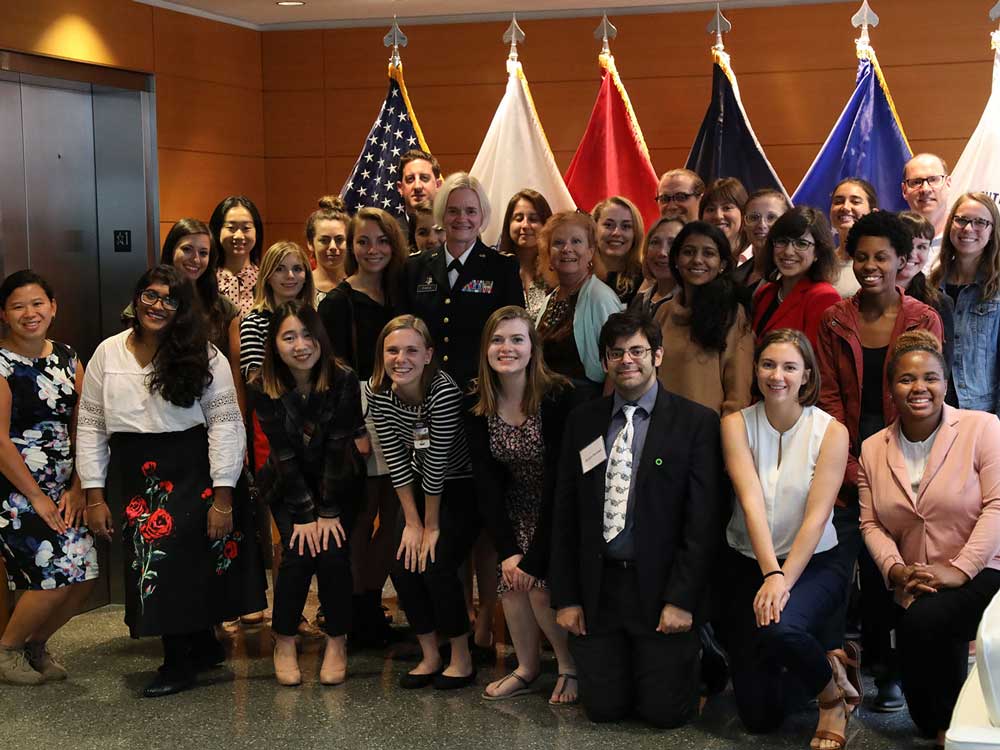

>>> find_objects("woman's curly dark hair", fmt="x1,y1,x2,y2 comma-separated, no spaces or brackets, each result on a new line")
668,221,742,353
131,265,213,408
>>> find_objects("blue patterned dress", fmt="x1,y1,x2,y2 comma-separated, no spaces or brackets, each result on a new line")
0,342,98,590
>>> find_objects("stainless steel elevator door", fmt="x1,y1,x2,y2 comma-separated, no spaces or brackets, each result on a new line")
19,82,102,362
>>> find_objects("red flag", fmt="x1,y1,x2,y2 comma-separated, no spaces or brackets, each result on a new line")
564,53,659,229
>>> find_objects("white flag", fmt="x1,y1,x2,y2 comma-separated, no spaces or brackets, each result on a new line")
471,60,576,246
950,32,1000,209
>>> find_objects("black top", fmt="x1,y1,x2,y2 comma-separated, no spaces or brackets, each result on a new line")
400,239,525,388
605,270,642,307
860,345,888,442
319,280,397,381
463,386,576,579
249,367,366,524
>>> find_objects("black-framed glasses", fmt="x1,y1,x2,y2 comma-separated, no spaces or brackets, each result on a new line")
655,191,701,205
607,346,652,362
139,289,179,312
902,174,947,190
773,237,816,252
953,215,994,231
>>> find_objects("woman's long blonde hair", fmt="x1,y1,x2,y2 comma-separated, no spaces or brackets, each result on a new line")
470,306,570,417
252,241,316,313
929,192,1000,301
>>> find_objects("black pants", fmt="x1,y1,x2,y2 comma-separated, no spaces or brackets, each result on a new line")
271,505,353,638
896,568,1000,737
161,629,221,678
568,566,700,728
827,503,898,678
390,476,479,639
722,547,847,733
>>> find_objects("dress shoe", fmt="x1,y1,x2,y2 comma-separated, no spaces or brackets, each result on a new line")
273,641,302,687
433,669,477,690
399,670,439,689
143,671,195,698
699,624,730,695
319,638,347,686
872,679,905,712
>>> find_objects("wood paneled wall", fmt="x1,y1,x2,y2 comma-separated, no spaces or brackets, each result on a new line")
262,0,994,243
1,0,995,250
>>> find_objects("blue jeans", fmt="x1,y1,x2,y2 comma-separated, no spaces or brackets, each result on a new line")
722,546,848,734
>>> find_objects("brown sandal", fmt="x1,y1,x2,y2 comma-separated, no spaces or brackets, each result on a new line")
828,648,862,710
811,692,849,750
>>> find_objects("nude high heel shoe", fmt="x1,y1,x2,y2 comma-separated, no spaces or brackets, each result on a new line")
273,638,302,687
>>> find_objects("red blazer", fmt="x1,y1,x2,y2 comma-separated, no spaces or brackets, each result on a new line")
752,277,841,352
817,290,943,503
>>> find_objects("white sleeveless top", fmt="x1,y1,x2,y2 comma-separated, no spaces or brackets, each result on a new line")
726,402,839,559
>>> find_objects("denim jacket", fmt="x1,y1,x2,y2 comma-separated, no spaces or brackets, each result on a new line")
947,278,1000,414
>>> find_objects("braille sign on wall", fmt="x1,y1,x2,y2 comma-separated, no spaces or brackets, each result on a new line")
113,229,132,253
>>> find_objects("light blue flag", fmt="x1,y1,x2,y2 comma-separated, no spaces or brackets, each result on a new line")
792,47,912,212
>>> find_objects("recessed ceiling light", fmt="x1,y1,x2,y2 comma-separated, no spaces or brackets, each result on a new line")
276,1,305,5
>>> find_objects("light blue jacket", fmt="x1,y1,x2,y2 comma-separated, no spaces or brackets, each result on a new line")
946,277,1000,415
537,274,624,383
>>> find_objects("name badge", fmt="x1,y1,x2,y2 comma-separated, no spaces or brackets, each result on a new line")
413,421,430,450
579,436,607,474
416,277,437,294
461,279,494,294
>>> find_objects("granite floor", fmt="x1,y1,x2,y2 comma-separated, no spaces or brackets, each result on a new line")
2,603,932,750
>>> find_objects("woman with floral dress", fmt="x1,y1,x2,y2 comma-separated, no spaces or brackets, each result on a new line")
79,265,256,698
0,270,98,685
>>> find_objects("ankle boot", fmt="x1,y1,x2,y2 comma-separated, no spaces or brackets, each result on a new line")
26,641,68,681
0,644,44,685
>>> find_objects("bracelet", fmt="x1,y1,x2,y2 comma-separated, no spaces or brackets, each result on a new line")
210,503,233,515
763,570,784,580
85,501,106,509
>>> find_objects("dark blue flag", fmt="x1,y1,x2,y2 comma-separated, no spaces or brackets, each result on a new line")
792,50,912,212
685,51,787,196
341,64,429,216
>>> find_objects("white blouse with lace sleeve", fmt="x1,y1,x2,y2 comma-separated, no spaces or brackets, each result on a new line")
76,329,245,489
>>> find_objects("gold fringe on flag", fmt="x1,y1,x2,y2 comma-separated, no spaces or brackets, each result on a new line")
389,63,430,153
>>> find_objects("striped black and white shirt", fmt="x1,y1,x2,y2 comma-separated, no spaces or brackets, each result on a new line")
239,309,271,380
365,371,472,496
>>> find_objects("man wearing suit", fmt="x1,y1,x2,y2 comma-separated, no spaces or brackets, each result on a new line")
401,173,524,388
550,311,723,727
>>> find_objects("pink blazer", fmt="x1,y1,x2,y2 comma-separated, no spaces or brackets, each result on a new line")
858,405,1000,587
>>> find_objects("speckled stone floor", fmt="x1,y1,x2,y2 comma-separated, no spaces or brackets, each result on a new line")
3,604,932,750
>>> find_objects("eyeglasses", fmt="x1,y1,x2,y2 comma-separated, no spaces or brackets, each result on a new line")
607,346,652,362
745,212,781,224
902,174,947,190
655,192,701,205
139,289,179,312
953,215,994,231
773,237,816,252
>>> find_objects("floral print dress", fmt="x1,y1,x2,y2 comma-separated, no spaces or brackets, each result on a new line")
0,342,98,590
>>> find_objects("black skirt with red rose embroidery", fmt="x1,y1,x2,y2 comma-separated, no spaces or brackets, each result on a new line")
109,427,266,638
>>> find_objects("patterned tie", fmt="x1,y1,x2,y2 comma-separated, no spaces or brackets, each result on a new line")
603,404,637,542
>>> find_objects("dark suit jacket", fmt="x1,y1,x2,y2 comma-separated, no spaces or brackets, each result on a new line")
549,384,723,629
463,386,576,579
401,239,524,387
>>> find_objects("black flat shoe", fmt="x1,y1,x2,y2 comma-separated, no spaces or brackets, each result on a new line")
872,679,905,712
433,669,477,690
699,624,729,696
399,670,439,689
143,672,195,698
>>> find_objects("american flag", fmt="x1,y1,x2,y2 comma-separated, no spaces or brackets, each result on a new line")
341,65,429,217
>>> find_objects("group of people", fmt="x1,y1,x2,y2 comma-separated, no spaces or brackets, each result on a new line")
0,146,998,750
